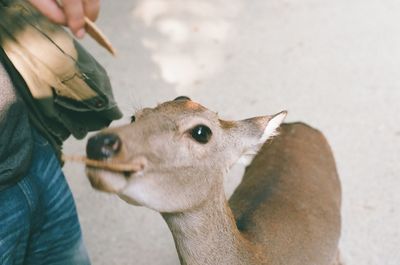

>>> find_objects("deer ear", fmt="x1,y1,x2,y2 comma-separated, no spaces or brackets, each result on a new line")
258,110,287,145
237,111,287,166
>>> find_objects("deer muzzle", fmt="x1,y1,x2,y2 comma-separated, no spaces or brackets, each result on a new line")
86,133,122,160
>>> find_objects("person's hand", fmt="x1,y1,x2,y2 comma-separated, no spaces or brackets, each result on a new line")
27,0,100,38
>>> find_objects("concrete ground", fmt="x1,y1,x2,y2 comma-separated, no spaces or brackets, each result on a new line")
63,0,400,264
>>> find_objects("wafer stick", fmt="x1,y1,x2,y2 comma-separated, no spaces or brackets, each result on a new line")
84,17,117,56
62,155,137,172
55,0,117,55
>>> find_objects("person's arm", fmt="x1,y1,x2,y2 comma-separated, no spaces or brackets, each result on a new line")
27,0,100,38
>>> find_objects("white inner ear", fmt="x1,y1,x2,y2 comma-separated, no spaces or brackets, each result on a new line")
258,111,287,145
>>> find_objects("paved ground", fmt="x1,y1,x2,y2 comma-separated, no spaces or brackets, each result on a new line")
63,0,400,264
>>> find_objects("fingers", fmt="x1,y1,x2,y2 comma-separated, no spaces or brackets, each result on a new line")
83,0,100,22
62,0,100,38
62,0,86,38
28,0,101,39
28,0,67,25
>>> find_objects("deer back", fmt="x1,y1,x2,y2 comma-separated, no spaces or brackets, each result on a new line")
229,122,341,265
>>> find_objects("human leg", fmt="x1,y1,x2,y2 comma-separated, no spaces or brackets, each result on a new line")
23,130,91,265
0,177,37,265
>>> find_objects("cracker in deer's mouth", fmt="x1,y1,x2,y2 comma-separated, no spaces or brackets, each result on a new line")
63,155,138,173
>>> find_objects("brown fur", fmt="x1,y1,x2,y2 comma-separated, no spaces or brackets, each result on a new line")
230,123,341,265
85,100,341,265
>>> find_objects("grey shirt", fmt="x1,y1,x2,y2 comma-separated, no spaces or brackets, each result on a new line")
0,61,32,191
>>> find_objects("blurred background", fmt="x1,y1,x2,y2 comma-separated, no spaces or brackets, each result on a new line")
63,0,400,264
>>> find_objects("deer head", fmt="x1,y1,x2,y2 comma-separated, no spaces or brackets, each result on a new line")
86,97,286,213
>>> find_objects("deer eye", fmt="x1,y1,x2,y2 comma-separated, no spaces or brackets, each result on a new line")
190,125,212,144
130,115,136,123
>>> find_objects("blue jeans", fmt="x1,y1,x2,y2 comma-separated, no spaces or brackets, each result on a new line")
0,130,91,265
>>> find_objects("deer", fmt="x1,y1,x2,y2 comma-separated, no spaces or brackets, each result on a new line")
83,96,342,265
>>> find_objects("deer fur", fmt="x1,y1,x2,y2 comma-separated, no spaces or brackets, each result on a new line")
85,98,342,265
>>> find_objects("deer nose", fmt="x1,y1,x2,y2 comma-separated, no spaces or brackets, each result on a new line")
86,133,121,160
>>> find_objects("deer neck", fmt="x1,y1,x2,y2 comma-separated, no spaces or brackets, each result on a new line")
162,185,263,265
